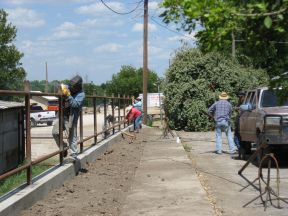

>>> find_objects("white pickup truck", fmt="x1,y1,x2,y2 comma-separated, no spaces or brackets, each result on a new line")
30,105,56,127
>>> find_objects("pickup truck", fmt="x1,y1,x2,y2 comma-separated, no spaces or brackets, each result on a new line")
30,105,56,127
239,87,288,161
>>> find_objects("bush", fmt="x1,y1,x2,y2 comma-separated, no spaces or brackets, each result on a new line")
164,47,269,131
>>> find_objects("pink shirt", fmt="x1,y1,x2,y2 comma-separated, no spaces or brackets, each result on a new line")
126,107,141,121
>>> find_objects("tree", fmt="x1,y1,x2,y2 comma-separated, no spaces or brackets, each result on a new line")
164,47,269,131
105,65,160,97
160,1,288,79
0,9,26,91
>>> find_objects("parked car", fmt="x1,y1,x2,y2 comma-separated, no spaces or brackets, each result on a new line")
30,105,56,127
239,87,288,161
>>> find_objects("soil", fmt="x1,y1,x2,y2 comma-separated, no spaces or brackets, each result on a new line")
20,132,144,216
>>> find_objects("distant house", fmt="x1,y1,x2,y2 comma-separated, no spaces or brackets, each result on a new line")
30,91,59,111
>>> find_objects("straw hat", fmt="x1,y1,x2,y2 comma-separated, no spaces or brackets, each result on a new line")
219,92,229,100
125,105,133,114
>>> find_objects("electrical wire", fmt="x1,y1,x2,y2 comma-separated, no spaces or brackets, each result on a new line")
99,0,143,15
150,17,197,40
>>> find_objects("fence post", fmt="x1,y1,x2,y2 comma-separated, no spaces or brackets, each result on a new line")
123,94,126,128
24,81,32,185
112,93,115,134
93,90,97,145
118,93,121,131
79,106,83,153
58,86,64,165
104,94,107,139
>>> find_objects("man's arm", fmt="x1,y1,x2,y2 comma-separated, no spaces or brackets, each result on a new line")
208,102,216,115
67,92,85,108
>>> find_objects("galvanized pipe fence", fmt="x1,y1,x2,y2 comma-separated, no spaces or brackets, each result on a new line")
0,88,131,187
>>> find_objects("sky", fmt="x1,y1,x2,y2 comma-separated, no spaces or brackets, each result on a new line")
0,0,196,85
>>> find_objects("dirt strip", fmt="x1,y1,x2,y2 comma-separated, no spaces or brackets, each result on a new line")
20,131,145,216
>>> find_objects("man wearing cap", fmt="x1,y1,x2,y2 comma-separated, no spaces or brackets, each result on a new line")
132,96,143,112
52,75,85,160
125,105,142,133
208,92,236,154
132,96,143,129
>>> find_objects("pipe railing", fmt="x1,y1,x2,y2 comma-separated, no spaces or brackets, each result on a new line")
0,89,131,187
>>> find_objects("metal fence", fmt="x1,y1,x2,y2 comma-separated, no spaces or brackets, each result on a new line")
0,87,131,187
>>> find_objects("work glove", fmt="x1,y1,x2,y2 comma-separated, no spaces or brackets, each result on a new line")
61,84,71,97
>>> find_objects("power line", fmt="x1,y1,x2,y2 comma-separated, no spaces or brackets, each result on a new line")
99,0,143,15
150,17,197,40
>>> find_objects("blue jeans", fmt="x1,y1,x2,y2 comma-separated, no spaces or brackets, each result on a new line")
134,115,142,129
215,120,236,153
234,133,240,150
52,118,78,158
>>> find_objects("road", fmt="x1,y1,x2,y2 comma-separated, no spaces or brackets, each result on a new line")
30,111,117,160
30,106,160,160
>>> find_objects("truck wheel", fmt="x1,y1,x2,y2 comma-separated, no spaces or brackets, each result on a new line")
239,141,252,157
47,121,53,126
31,119,37,127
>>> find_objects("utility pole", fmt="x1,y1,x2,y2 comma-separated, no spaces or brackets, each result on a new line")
143,0,148,124
45,62,48,93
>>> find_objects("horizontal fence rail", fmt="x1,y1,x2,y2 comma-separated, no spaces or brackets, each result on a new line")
0,88,131,189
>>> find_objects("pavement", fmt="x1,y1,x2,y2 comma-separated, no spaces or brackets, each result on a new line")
120,128,288,216
120,128,213,216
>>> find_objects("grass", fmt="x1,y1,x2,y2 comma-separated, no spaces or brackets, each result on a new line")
0,159,56,197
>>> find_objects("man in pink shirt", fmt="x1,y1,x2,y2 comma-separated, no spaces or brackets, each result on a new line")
125,106,142,133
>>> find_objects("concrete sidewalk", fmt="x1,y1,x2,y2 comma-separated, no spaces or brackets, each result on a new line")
120,128,213,216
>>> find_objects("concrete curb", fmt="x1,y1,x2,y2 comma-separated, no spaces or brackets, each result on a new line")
0,130,125,216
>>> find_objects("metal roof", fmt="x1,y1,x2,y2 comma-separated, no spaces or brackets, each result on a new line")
0,100,24,110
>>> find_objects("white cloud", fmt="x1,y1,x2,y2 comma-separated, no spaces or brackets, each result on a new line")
76,2,124,15
132,23,157,32
168,33,197,42
94,43,123,53
4,0,34,4
4,0,95,4
50,19,101,40
19,40,64,57
149,1,160,10
6,8,45,28
52,22,80,39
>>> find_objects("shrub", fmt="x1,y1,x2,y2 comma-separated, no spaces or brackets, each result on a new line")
164,47,269,131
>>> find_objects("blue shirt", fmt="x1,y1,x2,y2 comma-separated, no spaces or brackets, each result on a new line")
133,100,143,112
66,90,85,126
208,99,232,122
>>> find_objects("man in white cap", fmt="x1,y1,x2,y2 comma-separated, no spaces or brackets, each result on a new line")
208,92,236,155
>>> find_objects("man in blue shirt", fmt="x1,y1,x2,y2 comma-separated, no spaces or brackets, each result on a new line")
208,92,236,154
52,75,85,160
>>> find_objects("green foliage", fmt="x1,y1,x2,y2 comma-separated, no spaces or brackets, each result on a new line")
0,9,26,91
82,82,105,107
0,163,51,196
164,47,269,131
105,65,159,97
160,0,288,86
